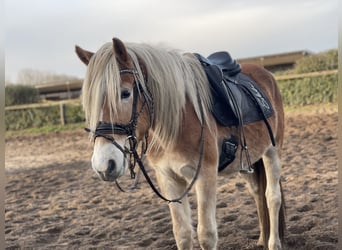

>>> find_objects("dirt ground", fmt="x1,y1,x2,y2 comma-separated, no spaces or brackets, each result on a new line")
5,105,338,249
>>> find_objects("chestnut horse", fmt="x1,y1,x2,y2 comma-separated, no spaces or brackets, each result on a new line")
76,37,285,250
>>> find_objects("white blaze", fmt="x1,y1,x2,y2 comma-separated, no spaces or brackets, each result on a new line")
91,138,127,177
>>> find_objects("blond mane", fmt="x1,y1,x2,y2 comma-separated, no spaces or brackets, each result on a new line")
82,42,212,150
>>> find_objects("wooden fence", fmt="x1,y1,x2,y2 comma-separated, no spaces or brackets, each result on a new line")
274,69,337,80
5,99,81,126
5,70,338,126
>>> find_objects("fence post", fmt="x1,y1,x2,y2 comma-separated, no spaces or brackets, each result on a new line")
59,103,65,126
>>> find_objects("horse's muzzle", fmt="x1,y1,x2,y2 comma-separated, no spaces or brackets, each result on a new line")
96,159,119,182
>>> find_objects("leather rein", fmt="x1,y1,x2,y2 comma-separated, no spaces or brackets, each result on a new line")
85,68,205,203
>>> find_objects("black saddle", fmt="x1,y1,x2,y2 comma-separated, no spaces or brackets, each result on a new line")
194,52,276,171
194,51,274,127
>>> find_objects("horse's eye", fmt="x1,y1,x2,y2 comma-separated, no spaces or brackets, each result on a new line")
121,89,131,99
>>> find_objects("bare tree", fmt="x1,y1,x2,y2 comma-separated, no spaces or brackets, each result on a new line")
17,68,81,85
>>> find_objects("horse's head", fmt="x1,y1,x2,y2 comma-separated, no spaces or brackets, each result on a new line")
76,38,151,182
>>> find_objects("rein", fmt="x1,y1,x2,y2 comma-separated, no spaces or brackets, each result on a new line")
85,68,205,203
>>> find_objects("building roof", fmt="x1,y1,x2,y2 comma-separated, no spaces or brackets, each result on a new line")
35,80,83,100
35,80,83,94
34,50,313,100
237,50,313,68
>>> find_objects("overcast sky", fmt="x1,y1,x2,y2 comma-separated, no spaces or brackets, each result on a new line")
5,0,338,83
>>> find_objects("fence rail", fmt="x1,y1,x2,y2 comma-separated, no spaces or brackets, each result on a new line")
5,99,81,126
274,69,337,81
6,69,337,112
5,99,80,111
5,69,338,127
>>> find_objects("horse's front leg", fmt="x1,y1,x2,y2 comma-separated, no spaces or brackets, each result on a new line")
155,169,194,250
195,165,218,250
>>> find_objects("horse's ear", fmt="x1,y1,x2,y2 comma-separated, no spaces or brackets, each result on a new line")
112,38,129,66
75,45,94,65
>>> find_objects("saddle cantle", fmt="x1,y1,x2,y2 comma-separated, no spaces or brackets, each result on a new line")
194,52,276,171
196,51,241,77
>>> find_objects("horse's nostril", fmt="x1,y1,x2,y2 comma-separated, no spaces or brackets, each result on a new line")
107,160,116,176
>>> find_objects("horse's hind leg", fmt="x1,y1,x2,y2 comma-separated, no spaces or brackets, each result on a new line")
155,169,194,250
241,164,267,247
242,147,284,250
263,147,284,250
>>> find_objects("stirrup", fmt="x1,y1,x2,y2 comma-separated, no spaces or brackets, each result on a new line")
239,163,254,174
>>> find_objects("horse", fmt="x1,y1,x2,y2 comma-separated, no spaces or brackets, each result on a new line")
75,37,286,250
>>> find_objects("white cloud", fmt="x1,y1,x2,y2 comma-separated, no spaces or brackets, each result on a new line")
5,0,338,82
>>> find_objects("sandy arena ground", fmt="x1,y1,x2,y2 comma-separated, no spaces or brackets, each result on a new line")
5,105,338,249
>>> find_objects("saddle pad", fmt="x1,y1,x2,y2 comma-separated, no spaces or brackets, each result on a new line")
194,52,274,127
212,73,274,126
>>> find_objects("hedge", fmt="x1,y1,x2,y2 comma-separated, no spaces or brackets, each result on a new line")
5,73,338,131
277,74,337,106
5,104,84,130
5,85,40,106
294,49,337,73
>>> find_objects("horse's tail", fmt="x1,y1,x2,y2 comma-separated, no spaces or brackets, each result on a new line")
254,158,286,246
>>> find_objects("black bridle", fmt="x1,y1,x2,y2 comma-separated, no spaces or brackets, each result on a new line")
85,68,150,179
85,68,205,203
